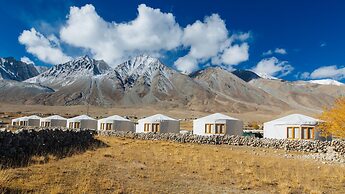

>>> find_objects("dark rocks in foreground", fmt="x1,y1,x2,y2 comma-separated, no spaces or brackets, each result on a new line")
0,128,104,168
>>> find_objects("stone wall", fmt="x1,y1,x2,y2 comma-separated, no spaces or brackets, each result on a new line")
98,131,345,155
2,128,345,167
0,128,101,167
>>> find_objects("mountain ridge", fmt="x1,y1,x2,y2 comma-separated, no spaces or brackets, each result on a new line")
0,55,344,114
0,57,39,81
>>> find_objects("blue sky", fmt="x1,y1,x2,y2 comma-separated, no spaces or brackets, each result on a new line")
1,0,345,81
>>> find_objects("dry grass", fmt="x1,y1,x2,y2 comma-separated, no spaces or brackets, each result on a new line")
1,136,345,193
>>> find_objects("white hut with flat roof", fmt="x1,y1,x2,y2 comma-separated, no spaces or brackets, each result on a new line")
263,114,330,141
193,113,243,136
67,115,97,130
136,114,180,133
98,115,135,131
40,115,67,127
12,115,41,127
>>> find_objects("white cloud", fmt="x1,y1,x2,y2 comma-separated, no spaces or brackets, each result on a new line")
20,56,34,64
262,50,273,56
320,42,327,47
181,14,228,59
18,28,72,64
221,43,249,65
252,57,293,77
175,14,249,74
274,48,287,55
60,4,182,65
309,65,345,80
230,32,251,42
300,72,310,79
263,48,287,56
174,54,198,74
19,4,250,72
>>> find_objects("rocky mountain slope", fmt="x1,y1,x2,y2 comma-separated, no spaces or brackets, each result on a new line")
249,78,345,112
26,55,111,89
191,67,289,112
24,55,215,109
0,80,53,103
0,55,344,114
0,57,39,81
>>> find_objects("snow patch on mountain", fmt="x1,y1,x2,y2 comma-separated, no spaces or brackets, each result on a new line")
0,57,39,81
26,55,111,86
34,65,50,74
114,55,173,88
308,79,344,86
256,72,280,80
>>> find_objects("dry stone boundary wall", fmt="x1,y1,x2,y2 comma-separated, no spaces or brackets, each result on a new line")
0,127,99,167
1,128,345,167
98,131,345,155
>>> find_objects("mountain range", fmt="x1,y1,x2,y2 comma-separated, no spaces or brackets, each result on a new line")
0,55,344,114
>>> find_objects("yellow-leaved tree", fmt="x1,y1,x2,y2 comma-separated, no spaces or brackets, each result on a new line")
319,97,345,138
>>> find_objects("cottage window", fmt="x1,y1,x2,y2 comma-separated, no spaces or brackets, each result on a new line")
287,127,293,139
69,122,73,128
294,127,300,139
106,123,112,130
152,123,160,132
215,124,225,134
308,127,314,139
74,122,81,128
287,127,301,139
205,124,213,134
301,127,314,140
43,122,51,127
144,123,150,132
100,123,105,130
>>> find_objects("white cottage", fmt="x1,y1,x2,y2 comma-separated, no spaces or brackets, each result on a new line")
193,113,243,136
67,115,97,130
263,114,330,141
98,115,135,131
40,115,67,127
12,115,41,127
136,114,180,133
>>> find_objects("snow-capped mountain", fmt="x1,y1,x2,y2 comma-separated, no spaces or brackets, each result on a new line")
1,54,345,113
26,55,111,88
255,72,280,80
0,57,39,81
114,55,173,88
34,65,49,74
308,79,344,86
107,55,213,106
20,55,212,107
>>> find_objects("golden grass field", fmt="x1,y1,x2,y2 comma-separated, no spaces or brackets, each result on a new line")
1,136,345,194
